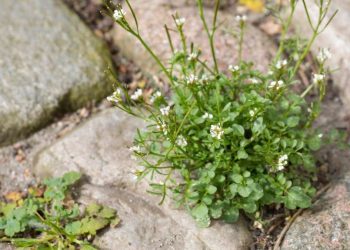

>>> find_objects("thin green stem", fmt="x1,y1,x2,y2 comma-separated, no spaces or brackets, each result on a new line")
275,3,296,60
197,0,220,74
238,23,245,63
292,29,318,77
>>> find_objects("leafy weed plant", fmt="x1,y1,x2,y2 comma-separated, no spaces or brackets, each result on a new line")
0,172,119,249
104,0,342,227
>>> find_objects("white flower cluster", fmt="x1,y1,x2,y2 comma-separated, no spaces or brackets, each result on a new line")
276,154,288,171
313,73,325,84
107,88,122,104
229,64,240,73
188,52,198,61
157,121,168,135
249,108,258,117
200,74,211,84
210,124,224,140
186,74,198,84
175,17,186,26
275,60,287,69
250,78,259,84
202,112,213,120
113,9,126,21
160,106,171,116
131,88,143,100
150,91,162,104
129,145,141,154
268,80,284,90
235,15,247,22
317,48,331,63
176,135,188,147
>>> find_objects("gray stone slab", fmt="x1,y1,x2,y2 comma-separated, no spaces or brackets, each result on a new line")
0,0,114,146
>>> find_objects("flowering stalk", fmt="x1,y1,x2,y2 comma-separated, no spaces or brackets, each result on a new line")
292,0,338,78
196,0,220,74
236,15,247,63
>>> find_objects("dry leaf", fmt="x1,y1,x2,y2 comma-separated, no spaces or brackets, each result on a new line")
5,191,23,202
239,0,265,13
28,186,45,197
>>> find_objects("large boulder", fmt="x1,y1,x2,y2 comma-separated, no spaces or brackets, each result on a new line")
293,0,350,109
112,0,276,75
0,0,114,146
34,108,253,249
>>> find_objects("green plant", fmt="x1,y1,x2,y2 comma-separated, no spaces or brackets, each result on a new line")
0,172,119,249
104,0,341,227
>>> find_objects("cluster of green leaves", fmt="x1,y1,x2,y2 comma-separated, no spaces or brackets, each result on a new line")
0,172,119,249
104,0,343,227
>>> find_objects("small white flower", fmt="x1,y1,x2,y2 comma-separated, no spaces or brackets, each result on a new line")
210,124,224,140
160,106,171,116
188,52,198,61
176,135,188,147
202,112,213,120
313,73,325,84
275,60,287,69
131,88,143,100
268,70,274,75
318,133,323,138
277,154,288,171
113,9,126,21
150,91,162,104
229,64,240,72
235,15,247,22
268,80,284,89
175,17,186,26
250,78,259,84
157,121,168,135
200,74,210,84
249,108,258,117
107,88,122,104
317,48,332,63
186,74,198,84
129,145,141,153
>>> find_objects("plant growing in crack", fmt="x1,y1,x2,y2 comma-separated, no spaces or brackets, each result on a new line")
104,0,344,227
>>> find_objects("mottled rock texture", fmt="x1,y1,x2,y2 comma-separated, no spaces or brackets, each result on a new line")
0,0,113,146
282,150,350,250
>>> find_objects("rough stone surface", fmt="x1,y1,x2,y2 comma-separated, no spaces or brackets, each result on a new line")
293,0,350,108
0,244,13,250
281,150,350,250
34,108,253,250
33,109,140,187
113,0,276,75
0,0,114,146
